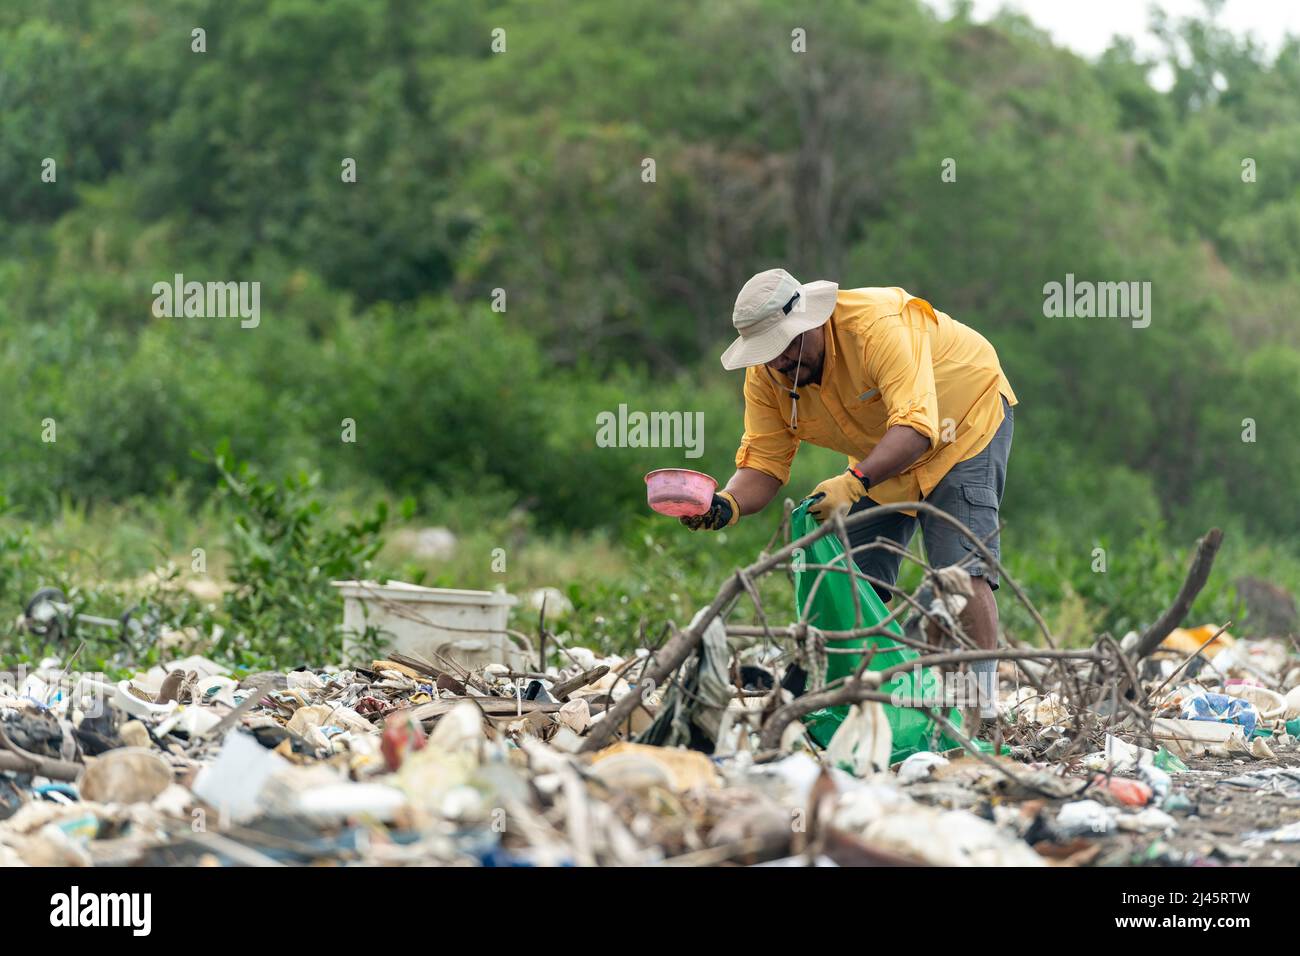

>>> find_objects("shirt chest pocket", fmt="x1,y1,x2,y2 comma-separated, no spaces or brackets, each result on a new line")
851,386,889,433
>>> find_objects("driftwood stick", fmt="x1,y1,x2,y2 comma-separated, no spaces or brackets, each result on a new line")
580,572,744,752
580,512,853,753
0,725,84,783
832,512,864,629
550,665,611,700
0,749,81,780
873,647,1103,684
1131,528,1224,660
757,682,897,751
922,707,1088,800
1146,620,1233,702
0,751,82,780
585,501,1056,752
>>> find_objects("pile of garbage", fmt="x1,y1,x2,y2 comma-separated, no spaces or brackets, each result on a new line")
1142,625,1300,756
2,612,1299,867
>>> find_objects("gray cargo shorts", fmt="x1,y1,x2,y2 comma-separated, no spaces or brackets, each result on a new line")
846,397,1014,602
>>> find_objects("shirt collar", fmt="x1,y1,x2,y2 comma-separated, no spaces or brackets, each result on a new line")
821,312,837,381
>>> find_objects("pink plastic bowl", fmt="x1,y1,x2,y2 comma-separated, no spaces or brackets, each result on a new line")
644,468,717,517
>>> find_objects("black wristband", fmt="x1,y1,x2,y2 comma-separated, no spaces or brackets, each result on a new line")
848,466,870,491
713,493,734,527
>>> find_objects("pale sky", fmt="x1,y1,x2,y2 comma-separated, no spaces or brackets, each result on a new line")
926,0,1300,88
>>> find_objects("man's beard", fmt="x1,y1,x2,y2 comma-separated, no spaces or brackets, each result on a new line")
790,358,822,386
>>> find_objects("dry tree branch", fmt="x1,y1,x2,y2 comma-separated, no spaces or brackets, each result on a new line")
755,646,1103,752
1131,528,1224,661
583,502,1066,753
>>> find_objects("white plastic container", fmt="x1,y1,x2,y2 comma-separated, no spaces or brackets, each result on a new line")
1223,683,1287,721
332,580,523,673
1287,685,1300,720
1151,717,1246,758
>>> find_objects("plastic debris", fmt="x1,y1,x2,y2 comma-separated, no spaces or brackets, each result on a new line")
79,748,173,804
826,702,893,777
1116,807,1178,833
853,801,1046,866
1221,766,1300,796
1083,735,1153,773
191,732,290,824
1139,763,1172,802
1180,688,1260,736
1286,687,1300,720
1224,683,1286,720
380,711,427,771
2,604,1298,868
1056,800,1116,837
1243,821,1300,844
1089,775,1152,807
897,751,950,784
1152,747,1188,773
1160,624,1235,659
587,742,720,792
1151,717,1250,758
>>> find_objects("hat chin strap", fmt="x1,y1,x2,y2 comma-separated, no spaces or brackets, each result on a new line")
788,335,804,430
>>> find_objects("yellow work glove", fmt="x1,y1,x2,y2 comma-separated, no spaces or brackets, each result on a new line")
680,491,740,531
807,470,868,521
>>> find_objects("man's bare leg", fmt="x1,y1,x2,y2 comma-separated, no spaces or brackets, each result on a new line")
959,576,1000,736
961,576,999,652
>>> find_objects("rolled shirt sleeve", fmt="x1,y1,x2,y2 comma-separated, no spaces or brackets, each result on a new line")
862,302,941,448
734,367,799,484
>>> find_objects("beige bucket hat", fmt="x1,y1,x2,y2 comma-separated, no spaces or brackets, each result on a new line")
720,268,839,370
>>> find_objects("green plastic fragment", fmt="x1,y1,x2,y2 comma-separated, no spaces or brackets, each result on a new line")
1152,746,1188,773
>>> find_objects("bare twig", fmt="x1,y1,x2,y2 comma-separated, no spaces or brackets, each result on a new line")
1146,621,1234,703
1131,528,1224,660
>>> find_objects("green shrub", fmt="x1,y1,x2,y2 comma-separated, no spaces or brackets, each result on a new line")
200,442,389,668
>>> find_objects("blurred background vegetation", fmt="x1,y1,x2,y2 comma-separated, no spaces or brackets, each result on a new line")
1,0,1297,669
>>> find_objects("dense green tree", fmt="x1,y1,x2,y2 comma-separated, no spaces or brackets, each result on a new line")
0,0,1296,551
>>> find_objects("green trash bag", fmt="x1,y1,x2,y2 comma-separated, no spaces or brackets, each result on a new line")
791,498,963,764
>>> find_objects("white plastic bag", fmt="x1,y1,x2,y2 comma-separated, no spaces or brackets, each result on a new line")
826,702,893,776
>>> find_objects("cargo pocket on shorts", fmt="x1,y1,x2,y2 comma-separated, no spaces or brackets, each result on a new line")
959,484,1000,553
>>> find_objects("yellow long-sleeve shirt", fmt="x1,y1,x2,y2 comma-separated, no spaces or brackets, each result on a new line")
734,287,1017,506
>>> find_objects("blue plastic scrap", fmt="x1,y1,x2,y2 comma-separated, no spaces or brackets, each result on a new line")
1180,692,1258,737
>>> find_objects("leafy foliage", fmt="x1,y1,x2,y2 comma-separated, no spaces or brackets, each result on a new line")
0,0,1296,662
202,442,388,667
